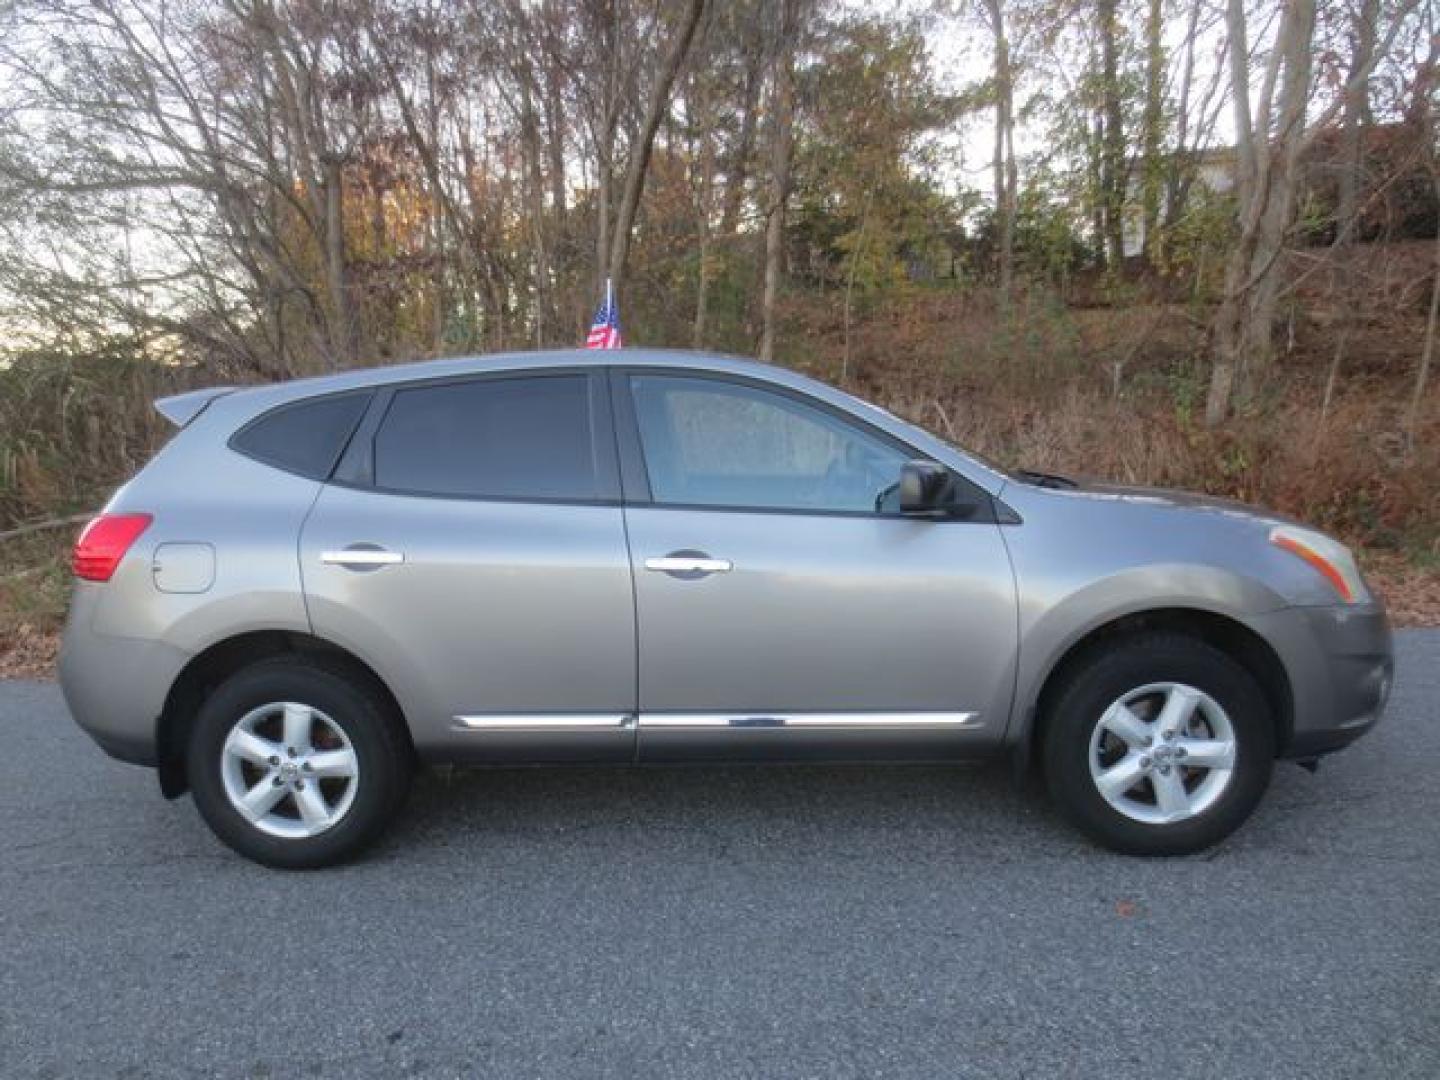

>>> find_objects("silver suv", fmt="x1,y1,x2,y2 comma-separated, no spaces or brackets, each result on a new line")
60,350,1393,867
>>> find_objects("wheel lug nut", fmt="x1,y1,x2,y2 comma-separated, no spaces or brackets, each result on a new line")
295,780,305,790
1140,756,1152,769
1164,730,1176,741
272,776,283,787
268,755,280,766
287,747,297,757
1159,765,1171,775
302,762,313,772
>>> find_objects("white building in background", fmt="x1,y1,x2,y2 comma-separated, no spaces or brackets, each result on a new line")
1122,148,1238,257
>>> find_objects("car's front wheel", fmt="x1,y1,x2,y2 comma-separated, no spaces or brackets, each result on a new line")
1042,633,1275,856
186,658,412,868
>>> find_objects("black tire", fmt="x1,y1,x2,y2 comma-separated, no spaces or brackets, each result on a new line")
1041,633,1274,856
186,657,412,869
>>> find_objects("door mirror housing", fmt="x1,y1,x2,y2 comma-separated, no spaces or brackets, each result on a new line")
899,460,954,516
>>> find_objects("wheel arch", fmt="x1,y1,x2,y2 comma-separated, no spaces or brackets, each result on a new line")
1020,607,1294,771
156,629,412,798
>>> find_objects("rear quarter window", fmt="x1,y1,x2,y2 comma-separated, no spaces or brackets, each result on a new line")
372,374,597,500
230,392,371,480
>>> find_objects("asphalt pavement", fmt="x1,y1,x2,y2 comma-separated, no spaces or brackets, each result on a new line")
1,631,1437,1079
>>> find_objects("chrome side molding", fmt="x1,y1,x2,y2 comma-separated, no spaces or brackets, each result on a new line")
454,714,636,731
452,712,978,732
637,712,979,730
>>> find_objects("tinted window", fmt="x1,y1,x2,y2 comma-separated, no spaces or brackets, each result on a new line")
232,392,369,479
374,375,596,500
630,375,909,512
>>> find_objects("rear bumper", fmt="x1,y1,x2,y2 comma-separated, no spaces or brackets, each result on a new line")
1248,601,1392,759
58,586,190,768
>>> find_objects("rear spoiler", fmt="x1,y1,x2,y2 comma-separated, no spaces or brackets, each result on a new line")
154,386,236,428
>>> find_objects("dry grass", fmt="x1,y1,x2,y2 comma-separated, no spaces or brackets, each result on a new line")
786,280,1438,555
0,526,72,677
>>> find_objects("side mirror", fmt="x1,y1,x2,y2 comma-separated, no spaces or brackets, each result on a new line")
899,460,952,516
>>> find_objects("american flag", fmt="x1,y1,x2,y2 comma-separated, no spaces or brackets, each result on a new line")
585,279,623,349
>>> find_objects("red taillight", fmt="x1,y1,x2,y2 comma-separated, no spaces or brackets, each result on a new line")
72,513,153,582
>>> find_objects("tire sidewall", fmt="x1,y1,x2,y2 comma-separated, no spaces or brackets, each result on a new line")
1043,636,1275,856
186,660,407,869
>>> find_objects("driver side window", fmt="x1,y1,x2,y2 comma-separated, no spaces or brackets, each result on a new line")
629,374,910,513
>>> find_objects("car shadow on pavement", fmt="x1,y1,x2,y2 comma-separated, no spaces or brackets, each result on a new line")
355,744,1389,869
372,760,1094,864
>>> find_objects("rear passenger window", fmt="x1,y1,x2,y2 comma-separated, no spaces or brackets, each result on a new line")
231,392,369,479
373,375,597,500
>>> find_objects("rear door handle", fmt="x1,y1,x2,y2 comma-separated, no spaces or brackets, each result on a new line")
321,547,404,569
644,554,733,575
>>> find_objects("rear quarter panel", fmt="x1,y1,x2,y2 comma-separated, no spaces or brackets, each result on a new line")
91,393,320,652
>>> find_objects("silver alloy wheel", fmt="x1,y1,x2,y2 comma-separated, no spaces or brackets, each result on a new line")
1086,681,1237,826
220,702,359,839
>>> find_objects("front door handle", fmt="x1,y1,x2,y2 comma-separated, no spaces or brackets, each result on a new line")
321,547,405,570
644,553,733,576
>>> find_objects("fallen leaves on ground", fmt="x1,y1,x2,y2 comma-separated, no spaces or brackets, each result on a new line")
0,623,61,680
1364,553,1440,629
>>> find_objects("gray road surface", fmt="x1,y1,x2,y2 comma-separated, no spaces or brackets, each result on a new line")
2,632,1437,1079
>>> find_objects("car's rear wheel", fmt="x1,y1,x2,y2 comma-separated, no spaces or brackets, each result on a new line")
1042,633,1275,856
186,658,412,868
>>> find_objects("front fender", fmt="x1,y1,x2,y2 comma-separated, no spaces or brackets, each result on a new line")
1003,563,1289,748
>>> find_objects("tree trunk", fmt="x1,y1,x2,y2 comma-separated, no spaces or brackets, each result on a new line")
1407,72,1439,452
518,73,552,345
1098,0,1126,270
1087,110,1106,264
1408,225,1439,453
720,43,765,236
321,154,354,369
759,0,799,365
1139,0,1165,260
984,0,1016,309
1205,0,1316,426
1337,0,1378,245
607,0,707,290
1162,0,1205,236
841,193,872,385
693,75,717,348
544,69,567,233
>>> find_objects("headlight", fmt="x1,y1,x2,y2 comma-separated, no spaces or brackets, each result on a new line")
1269,525,1368,603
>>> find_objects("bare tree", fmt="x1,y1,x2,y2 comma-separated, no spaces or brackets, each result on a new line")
687,28,720,347
0,0,377,373
1336,0,1379,244
718,11,767,238
607,0,706,291
759,0,802,363
1405,28,1439,450
1097,0,1126,270
982,0,1018,309
1204,0,1419,426
1139,0,1165,261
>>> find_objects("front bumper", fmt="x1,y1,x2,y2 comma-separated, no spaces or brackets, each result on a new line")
1248,601,1393,758
58,585,191,767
